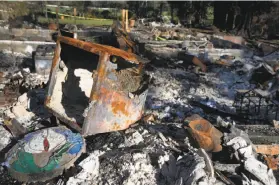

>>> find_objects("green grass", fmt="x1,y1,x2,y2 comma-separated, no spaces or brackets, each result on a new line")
47,6,72,14
38,16,113,26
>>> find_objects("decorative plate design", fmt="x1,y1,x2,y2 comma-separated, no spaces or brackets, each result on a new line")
4,126,86,182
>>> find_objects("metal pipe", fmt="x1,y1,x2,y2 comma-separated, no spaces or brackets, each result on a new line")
57,36,140,64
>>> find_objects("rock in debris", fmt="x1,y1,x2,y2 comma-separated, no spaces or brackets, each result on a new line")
0,125,12,151
10,105,36,134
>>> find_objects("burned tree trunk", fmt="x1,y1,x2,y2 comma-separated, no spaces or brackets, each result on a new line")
235,2,253,38
213,2,228,30
170,3,174,23
226,8,234,31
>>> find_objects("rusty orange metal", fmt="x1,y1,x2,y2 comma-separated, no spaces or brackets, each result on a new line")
255,145,279,156
45,35,148,136
58,36,139,63
186,114,223,152
264,155,279,170
143,114,155,123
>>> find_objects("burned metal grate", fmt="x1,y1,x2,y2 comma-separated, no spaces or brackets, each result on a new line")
233,89,279,124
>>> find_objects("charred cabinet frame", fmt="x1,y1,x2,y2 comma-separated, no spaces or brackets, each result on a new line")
45,36,148,136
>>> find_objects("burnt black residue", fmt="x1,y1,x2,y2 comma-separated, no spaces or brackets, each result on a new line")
108,55,149,94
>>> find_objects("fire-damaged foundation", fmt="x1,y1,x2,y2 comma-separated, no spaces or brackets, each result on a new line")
45,36,149,136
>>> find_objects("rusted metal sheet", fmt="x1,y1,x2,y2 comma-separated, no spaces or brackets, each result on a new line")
143,114,155,123
264,155,279,170
45,36,148,136
255,145,279,155
58,36,139,62
185,114,223,152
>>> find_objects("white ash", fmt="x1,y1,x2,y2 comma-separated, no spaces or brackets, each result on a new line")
1,49,28,58
0,125,12,151
67,150,104,185
0,51,28,72
123,130,144,147
73,69,93,98
3,88,51,134
83,123,215,185
145,68,193,122
224,125,277,185
243,158,276,185
49,66,93,124
4,109,16,119
12,104,35,126
22,73,49,89
213,162,240,174
17,93,28,108
145,58,262,121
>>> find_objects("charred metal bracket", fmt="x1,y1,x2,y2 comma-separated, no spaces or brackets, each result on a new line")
45,36,148,136
233,89,279,124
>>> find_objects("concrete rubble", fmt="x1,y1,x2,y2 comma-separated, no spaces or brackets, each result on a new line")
0,21,278,185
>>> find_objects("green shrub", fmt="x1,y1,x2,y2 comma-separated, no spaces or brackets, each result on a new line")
101,10,112,19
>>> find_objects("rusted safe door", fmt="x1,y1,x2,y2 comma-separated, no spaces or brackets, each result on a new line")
45,36,148,136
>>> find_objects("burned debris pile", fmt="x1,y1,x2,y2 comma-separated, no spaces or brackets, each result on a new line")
0,18,278,185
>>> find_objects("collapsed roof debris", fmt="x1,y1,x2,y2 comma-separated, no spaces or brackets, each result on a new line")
0,8,278,185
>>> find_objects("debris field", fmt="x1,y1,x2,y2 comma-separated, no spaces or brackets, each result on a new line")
0,13,278,185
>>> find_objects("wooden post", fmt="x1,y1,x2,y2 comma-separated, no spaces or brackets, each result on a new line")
74,8,77,25
125,10,128,32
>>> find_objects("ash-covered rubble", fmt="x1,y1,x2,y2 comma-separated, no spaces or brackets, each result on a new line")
0,50,51,141
0,27,278,185
142,39,278,124
68,123,217,185
144,61,254,122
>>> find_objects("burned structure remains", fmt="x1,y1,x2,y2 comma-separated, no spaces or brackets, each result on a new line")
0,3,278,185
